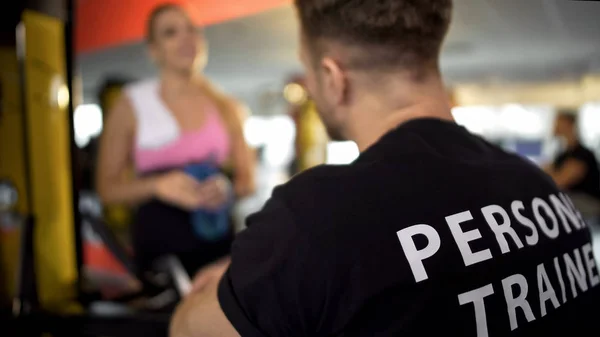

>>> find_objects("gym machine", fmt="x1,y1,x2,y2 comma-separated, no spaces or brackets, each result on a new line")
0,1,191,335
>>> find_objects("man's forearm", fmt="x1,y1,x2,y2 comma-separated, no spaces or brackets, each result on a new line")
542,164,554,175
544,169,567,188
542,166,564,186
170,280,239,337
170,291,202,337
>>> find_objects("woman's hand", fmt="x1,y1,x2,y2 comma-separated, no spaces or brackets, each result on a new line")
155,171,232,211
196,174,232,211
154,171,205,210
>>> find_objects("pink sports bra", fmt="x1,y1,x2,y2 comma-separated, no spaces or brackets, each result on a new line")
125,79,231,174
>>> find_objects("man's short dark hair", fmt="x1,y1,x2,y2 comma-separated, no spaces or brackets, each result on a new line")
295,0,453,73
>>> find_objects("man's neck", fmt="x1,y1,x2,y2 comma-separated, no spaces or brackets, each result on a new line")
348,77,453,152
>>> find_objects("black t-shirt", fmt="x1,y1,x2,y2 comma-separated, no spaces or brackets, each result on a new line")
219,118,600,337
553,144,600,199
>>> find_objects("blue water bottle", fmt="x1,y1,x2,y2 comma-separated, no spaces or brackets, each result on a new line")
184,162,232,241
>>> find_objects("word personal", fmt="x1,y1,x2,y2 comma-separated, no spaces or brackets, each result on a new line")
397,193,599,337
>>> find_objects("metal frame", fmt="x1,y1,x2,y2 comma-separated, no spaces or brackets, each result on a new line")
63,0,84,299
8,1,189,334
12,0,37,318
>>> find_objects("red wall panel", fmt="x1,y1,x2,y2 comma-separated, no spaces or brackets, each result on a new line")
76,0,290,54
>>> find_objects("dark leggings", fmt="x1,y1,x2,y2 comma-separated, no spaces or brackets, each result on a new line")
175,241,232,276
133,199,233,280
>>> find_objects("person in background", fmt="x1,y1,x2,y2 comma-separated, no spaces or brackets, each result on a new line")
544,110,600,201
96,4,255,279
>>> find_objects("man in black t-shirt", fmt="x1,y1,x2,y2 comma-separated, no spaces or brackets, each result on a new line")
170,1,600,336
544,111,600,201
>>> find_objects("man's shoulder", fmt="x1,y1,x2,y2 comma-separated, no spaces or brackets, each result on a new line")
268,162,377,220
279,162,375,198
573,145,598,160
289,163,358,183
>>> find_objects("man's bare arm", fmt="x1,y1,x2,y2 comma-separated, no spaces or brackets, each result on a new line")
170,279,240,337
545,158,587,189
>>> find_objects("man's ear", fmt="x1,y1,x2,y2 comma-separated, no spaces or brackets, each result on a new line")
321,57,347,106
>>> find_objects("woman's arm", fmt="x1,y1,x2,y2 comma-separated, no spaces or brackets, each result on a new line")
96,96,159,206
199,79,256,198
224,100,256,198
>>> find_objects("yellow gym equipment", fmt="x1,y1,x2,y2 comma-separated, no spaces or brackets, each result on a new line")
285,79,329,173
98,79,134,232
295,100,329,171
0,42,28,307
2,4,188,335
20,8,80,312
1,0,81,318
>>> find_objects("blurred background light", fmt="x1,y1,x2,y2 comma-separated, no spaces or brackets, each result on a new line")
244,115,296,168
74,104,103,148
579,103,600,151
499,104,544,138
452,106,498,136
263,115,296,167
243,116,269,147
326,141,360,165
58,84,71,110
283,83,308,105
